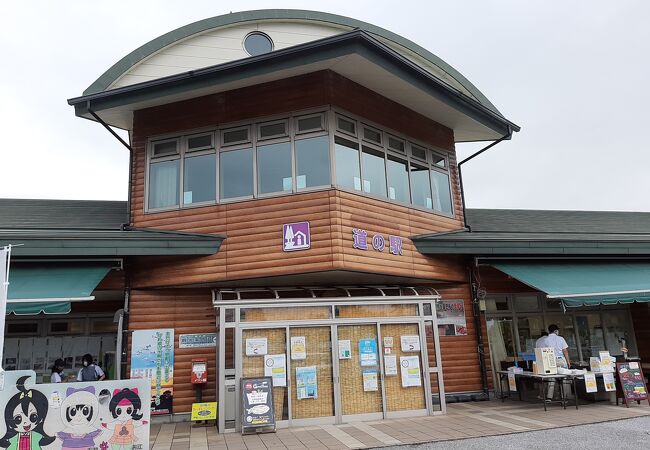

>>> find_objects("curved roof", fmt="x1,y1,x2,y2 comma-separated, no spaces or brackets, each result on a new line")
84,9,503,117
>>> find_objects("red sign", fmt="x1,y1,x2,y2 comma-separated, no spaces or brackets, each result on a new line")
191,359,207,384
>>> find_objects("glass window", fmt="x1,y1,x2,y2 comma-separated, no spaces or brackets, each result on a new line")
49,321,84,334
149,159,179,209
6,322,39,336
220,148,253,199
335,137,361,191
603,310,637,356
90,318,118,334
222,127,249,145
336,116,356,135
257,141,292,194
386,155,410,203
431,152,446,168
361,146,387,197
387,136,405,153
411,144,427,161
258,121,287,139
545,315,579,362
517,316,545,352
152,140,178,157
575,312,606,359
296,114,323,133
487,318,516,370
244,32,273,56
410,161,432,209
184,153,216,204
187,134,212,151
430,170,453,215
295,136,330,189
514,295,540,312
362,126,382,144
486,297,510,312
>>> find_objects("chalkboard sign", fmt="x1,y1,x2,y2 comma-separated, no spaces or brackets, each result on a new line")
241,376,276,434
616,362,650,407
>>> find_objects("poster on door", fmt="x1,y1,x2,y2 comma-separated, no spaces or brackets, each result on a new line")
384,355,398,376
245,338,268,356
130,328,174,414
359,339,378,366
296,366,318,399
400,335,421,352
290,336,306,360
436,300,468,336
362,369,379,391
338,340,351,359
264,354,287,387
400,356,422,387
0,370,150,450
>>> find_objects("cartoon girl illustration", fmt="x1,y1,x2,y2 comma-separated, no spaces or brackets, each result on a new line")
57,386,102,450
0,375,55,450
102,388,148,450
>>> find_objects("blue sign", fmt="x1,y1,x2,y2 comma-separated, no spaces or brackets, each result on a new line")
359,339,378,366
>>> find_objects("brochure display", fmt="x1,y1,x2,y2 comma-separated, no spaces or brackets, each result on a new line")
241,377,275,433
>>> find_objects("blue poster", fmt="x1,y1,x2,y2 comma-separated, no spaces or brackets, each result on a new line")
359,339,378,366
296,366,318,399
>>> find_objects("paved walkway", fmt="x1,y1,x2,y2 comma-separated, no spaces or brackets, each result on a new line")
149,400,650,449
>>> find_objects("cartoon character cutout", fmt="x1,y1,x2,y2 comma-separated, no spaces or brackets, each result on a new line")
0,375,55,450
57,386,102,450
102,388,148,450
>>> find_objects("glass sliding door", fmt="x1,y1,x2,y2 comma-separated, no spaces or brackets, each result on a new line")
336,324,383,420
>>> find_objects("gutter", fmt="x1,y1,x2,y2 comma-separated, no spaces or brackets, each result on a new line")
457,128,512,231
86,102,134,229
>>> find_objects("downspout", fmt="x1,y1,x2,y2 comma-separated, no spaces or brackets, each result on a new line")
86,101,134,229
457,127,512,231
456,128,511,397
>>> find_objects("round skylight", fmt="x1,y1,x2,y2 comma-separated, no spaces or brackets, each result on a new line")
244,32,274,56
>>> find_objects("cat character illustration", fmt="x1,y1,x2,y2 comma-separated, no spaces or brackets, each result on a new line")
102,388,148,450
0,375,55,450
57,386,102,450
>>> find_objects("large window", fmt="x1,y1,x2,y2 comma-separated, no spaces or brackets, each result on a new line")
145,108,454,218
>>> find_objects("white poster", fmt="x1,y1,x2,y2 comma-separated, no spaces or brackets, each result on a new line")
264,354,287,387
599,351,614,372
584,372,598,393
400,335,421,352
508,372,517,392
338,339,351,359
384,355,398,376
245,338,268,356
603,372,616,391
290,336,306,360
362,369,379,391
400,356,422,387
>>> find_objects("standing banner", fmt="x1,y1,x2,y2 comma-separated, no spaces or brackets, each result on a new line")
130,329,174,414
241,377,275,433
0,370,150,450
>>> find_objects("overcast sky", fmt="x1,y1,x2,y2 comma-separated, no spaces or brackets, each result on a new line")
1,1,649,211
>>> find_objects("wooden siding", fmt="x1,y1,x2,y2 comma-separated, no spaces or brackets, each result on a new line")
127,289,216,414
478,266,538,294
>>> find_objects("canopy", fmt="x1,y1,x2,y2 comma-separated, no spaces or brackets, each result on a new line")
492,262,650,307
6,262,113,315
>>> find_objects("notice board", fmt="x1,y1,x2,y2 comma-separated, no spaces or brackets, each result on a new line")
616,361,650,407
241,376,276,434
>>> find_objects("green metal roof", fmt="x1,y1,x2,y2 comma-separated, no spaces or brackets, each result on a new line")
82,9,503,117
0,199,127,229
492,262,650,307
412,209,650,256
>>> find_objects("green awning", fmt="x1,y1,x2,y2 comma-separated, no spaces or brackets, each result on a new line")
6,262,114,315
6,301,71,315
492,262,650,307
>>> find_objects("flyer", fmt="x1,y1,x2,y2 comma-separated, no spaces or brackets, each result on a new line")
384,355,398,376
400,356,422,387
338,340,351,359
589,357,601,373
296,366,318,399
362,369,379,391
603,372,616,391
508,372,517,392
599,351,614,372
359,339,378,366
291,336,307,360
383,336,394,348
246,338,268,356
400,335,421,352
264,354,287,387
584,372,598,393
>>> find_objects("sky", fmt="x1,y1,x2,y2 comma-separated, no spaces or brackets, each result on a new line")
1,1,649,211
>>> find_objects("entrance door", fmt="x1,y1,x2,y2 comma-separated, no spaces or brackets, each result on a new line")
336,324,384,421
379,323,427,417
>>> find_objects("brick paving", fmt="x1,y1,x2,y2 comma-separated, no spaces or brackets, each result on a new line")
150,399,650,449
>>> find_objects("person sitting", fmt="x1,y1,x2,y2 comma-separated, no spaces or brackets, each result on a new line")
77,354,106,382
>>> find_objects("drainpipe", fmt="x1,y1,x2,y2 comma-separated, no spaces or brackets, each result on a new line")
468,263,489,398
86,101,134,229
457,128,512,231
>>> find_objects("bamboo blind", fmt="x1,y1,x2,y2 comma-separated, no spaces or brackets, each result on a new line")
381,323,426,411
241,329,288,420
290,327,335,419
336,304,418,319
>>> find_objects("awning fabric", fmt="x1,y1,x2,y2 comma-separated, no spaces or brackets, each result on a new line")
492,262,650,307
6,262,113,315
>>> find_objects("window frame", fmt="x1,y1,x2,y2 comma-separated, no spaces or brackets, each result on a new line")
257,119,289,141
295,113,326,135
221,125,251,147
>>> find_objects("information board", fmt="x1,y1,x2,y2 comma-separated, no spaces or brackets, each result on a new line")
616,362,650,407
241,377,275,433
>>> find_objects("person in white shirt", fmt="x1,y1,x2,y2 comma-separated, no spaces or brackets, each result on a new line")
50,358,65,383
535,331,549,348
544,324,571,401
